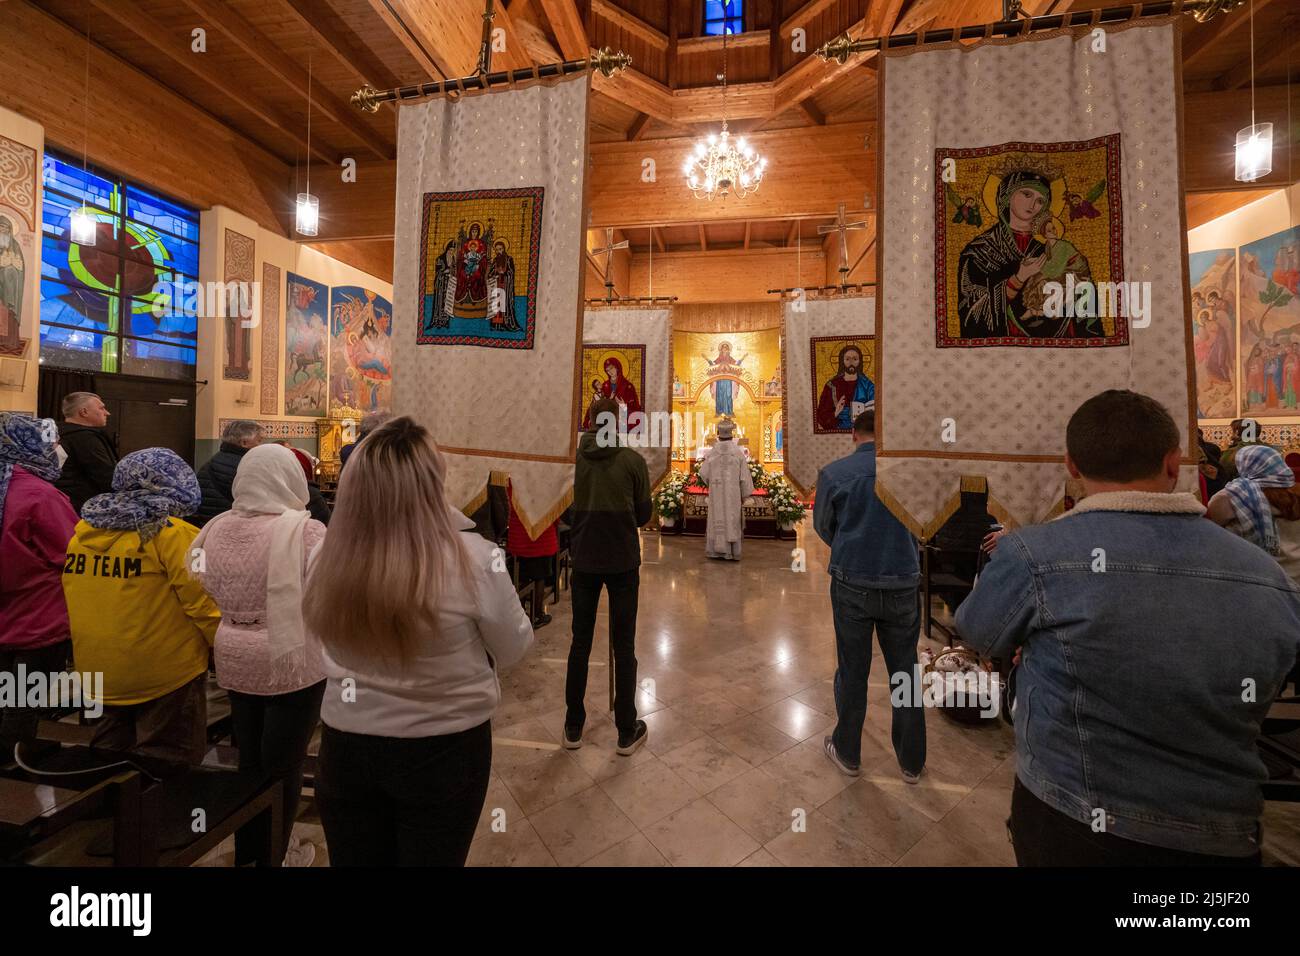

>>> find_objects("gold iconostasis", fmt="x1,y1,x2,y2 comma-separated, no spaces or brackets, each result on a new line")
671,329,784,473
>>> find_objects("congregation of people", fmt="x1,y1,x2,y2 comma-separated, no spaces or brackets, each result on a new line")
0,386,1298,867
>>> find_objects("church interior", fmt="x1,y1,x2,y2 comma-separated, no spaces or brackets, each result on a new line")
1,0,1300,894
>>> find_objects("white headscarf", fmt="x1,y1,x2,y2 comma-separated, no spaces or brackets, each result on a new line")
197,443,312,661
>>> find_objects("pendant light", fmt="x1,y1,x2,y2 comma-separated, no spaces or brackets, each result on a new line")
296,45,320,236
1235,0,1273,183
69,8,96,247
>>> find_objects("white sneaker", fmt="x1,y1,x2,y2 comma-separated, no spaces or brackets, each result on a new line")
283,840,317,867
902,768,923,785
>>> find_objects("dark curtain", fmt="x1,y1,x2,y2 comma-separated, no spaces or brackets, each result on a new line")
37,367,95,421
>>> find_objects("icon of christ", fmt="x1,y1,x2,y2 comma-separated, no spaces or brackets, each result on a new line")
816,344,874,432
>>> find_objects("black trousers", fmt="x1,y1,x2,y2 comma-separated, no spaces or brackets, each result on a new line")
1009,778,1261,867
316,720,492,867
566,568,640,735
0,640,69,754
228,680,325,865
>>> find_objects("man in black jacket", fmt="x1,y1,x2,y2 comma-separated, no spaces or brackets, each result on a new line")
55,392,118,513
563,397,652,756
193,419,264,526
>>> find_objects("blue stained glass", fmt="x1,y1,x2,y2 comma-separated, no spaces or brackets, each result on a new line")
122,221,199,278
39,323,119,374
125,187,200,243
128,297,198,341
703,0,741,34
124,337,196,379
40,277,115,331
42,156,117,213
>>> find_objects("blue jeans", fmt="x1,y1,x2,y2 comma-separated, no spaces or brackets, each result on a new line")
829,577,926,772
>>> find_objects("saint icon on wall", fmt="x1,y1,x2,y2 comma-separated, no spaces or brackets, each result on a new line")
701,341,747,417
579,345,645,431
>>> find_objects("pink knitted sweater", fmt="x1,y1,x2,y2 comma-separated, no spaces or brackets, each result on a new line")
197,513,327,696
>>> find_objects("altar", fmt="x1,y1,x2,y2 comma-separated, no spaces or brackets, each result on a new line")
668,484,797,540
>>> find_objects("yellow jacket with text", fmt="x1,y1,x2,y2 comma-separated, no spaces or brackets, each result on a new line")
62,518,220,706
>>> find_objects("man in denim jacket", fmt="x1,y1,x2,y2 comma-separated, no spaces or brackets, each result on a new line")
814,410,925,782
957,390,1300,865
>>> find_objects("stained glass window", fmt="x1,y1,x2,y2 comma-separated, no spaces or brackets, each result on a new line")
703,0,743,36
39,152,200,380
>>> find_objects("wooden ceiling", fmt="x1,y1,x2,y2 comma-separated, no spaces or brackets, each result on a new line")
15,0,1300,282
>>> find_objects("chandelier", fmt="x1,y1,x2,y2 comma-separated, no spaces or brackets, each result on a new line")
684,22,766,200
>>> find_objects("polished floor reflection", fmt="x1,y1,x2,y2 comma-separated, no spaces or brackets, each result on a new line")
200,527,1300,867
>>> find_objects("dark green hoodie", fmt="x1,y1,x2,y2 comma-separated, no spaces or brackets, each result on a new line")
571,432,651,574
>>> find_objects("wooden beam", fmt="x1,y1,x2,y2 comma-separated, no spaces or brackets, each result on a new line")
780,0,837,36
627,112,651,140
1182,0,1275,71
591,0,668,50
786,220,800,247
279,0,403,91
667,0,678,88
176,0,392,159
625,246,825,303
492,2,539,72
539,0,587,59
677,32,770,54
653,226,666,252
84,0,337,164
594,66,776,123
698,224,708,252
769,4,780,82
799,98,825,125
1215,22,1300,91
365,0,482,80
743,220,751,250
768,15,869,120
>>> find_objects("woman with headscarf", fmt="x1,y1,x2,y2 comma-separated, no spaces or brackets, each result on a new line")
1207,444,1300,585
194,444,327,867
274,441,331,525
63,448,220,765
0,413,78,755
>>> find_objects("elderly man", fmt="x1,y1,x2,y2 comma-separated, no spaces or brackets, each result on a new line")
54,392,118,513
698,420,754,561
193,419,264,526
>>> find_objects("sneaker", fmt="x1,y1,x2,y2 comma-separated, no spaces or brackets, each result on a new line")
532,612,553,629
902,767,923,785
283,840,316,868
562,722,583,750
616,720,648,755
822,735,860,777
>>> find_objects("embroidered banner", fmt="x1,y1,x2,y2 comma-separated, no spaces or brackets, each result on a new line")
283,273,328,418
392,75,589,536
329,285,393,419
876,18,1197,538
781,295,875,496
582,306,673,487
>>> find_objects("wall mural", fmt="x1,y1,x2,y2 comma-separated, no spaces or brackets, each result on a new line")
329,285,393,420
0,133,36,357
283,272,328,418
1188,249,1236,420
1239,225,1300,420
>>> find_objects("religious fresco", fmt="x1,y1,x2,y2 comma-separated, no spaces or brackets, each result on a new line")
416,186,543,349
283,272,328,418
579,343,645,430
1188,249,1236,420
330,285,393,420
670,328,782,470
0,134,36,356
810,335,876,434
935,136,1126,348
1240,225,1300,419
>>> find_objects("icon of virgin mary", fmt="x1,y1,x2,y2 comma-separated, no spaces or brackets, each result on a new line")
955,166,1103,342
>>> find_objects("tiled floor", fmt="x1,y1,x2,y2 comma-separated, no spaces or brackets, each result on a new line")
199,527,1300,868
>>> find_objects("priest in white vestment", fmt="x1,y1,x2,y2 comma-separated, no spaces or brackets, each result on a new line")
698,421,754,561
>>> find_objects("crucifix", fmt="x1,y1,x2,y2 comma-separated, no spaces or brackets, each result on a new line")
818,203,870,289
592,227,629,303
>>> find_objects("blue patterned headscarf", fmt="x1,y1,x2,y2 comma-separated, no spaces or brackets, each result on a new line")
0,412,63,532
81,448,201,544
1224,444,1296,556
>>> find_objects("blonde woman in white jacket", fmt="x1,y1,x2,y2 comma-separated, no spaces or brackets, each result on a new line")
304,416,533,866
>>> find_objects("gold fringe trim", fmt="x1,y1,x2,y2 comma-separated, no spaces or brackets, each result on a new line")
875,472,1068,541
457,471,573,541
959,475,987,494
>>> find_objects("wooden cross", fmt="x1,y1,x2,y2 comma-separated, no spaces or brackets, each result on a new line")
592,227,629,302
818,203,870,287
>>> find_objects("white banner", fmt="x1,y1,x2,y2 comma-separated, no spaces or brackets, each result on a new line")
582,306,673,486
876,18,1196,538
781,295,876,496
391,75,590,537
